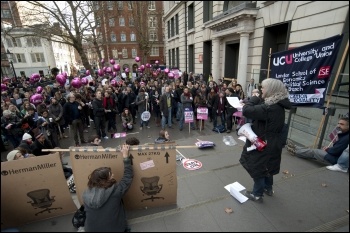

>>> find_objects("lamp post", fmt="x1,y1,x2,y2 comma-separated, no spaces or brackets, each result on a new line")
5,49,17,81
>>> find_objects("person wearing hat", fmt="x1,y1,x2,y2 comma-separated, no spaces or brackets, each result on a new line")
18,133,34,154
225,87,240,133
31,131,53,156
7,147,35,161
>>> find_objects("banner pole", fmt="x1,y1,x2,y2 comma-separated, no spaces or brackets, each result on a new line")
43,145,199,152
267,48,272,79
313,39,349,148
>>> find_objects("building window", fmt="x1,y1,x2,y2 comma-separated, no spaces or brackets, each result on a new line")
119,17,125,26
129,18,134,26
188,3,194,30
223,1,247,11
117,1,123,10
168,49,171,66
96,17,101,27
175,14,179,35
149,16,157,28
12,54,26,63
130,33,136,41
10,38,22,47
112,49,118,59
27,37,42,47
30,53,45,62
171,18,174,37
1,9,11,18
203,1,213,23
149,31,157,41
109,18,115,27
131,49,137,58
111,33,117,42
148,1,156,10
122,48,128,58
121,33,126,42
172,48,175,67
128,1,133,10
188,45,194,72
107,1,113,10
176,47,179,68
167,21,170,39
150,47,159,56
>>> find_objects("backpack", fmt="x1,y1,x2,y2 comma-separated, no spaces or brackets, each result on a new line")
212,125,226,133
72,205,86,228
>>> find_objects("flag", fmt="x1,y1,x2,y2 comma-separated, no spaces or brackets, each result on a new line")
328,127,339,142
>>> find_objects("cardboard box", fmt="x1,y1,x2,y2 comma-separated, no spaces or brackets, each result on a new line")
1,153,77,229
70,145,177,210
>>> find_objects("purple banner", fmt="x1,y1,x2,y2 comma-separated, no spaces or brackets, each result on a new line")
271,35,343,108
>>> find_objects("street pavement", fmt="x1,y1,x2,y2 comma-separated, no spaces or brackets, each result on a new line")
2,117,349,232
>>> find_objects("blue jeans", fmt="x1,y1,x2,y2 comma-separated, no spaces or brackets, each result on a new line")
213,114,225,128
252,176,273,197
161,107,172,129
337,146,349,169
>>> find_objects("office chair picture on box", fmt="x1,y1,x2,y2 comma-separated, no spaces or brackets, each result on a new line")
140,176,165,202
27,189,62,216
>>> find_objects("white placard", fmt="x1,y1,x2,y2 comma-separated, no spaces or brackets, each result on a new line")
224,181,248,203
226,97,243,109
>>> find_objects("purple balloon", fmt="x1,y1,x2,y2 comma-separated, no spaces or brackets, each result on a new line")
137,68,141,72
56,74,66,86
36,86,43,94
1,83,8,91
30,93,43,105
110,79,117,87
168,72,174,78
106,67,112,74
62,72,68,79
140,65,145,71
125,68,130,73
30,73,40,83
98,69,104,76
135,57,140,62
110,59,115,65
113,64,120,71
103,67,107,72
86,70,90,76
81,77,88,85
155,60,159,64
71,78,82,89
146,63,150,68
101,58,105,64
157,68,161,72
112,72,117,78
164,68,169,74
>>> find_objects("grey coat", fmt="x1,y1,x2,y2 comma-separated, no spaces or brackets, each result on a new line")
82,159,133,232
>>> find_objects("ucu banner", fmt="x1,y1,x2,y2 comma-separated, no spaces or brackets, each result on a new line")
270,34,343,108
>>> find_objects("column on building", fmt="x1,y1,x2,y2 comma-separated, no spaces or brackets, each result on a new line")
237,32,249,92
212,37,220,82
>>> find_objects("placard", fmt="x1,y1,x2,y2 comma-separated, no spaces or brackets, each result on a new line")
196,107,208,120
184,108,194,123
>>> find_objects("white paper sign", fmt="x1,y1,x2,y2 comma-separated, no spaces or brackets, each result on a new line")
224,181,248,203
226,97,243,109
140,160,155,170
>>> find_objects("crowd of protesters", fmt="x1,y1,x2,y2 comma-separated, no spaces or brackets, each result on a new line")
1,70,256,157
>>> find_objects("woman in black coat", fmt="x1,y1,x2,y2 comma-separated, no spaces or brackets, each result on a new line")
239,78,291,202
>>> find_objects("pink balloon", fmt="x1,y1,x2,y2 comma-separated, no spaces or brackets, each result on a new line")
2,77,11,83
98,69,104,76
110,59,115,65
71,78,82,89
30,73,40,83
101,58,105,64
62,72,68,78
81,77,88,85
125,68,130,73
56,74,66,86
155,60,159,64
110,79,117,87
157,68,161,72
140,65,145,71
1,83,8,91
36,86,43,94
146,63,150,68
152,72,157,77
113,64,120,71
86,70,90,76
30,93,43,105
112,72,117,78
164,68,169,74
135,57,140,62
168,72,174,78
103,67,107,72
106,67,112,73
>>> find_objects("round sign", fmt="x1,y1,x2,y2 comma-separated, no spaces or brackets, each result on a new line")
141,111,151,121
182,159,202,170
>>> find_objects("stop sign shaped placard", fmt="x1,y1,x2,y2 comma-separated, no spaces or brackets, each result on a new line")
182,159,202,170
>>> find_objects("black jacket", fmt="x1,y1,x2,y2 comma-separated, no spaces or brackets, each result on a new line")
240,95,291,179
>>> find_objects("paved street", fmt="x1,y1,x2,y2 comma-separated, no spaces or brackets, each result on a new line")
2,118,349,232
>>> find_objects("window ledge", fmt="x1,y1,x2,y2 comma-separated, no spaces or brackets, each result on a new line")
186,28,195,35
167,34,180,42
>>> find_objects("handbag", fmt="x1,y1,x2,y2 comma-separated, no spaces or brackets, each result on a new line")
72,205,86,228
